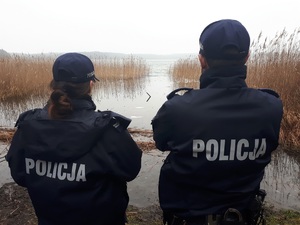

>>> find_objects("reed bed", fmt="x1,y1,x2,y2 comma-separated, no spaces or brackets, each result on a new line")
0,54,150,102
169,57,201,88
0,54,53,101
169,29,300,152
248,29,300,151
93,55,150,98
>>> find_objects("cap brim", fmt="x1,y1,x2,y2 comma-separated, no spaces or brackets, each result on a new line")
93,76,99,82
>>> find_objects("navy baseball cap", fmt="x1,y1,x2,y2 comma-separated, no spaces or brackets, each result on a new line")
199,19,250,60
52,52,99,83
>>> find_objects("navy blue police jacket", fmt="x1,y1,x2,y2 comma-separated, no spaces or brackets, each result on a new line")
6,97,142,225
152,65,283,219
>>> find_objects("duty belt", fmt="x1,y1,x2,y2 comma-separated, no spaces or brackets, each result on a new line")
163,189,267,225
164,208,245,225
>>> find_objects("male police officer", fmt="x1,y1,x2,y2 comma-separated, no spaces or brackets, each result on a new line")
152,19,283,225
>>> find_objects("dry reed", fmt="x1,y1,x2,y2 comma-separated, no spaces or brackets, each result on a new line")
169,57,201,88
93,55,150,97
0,54,53,101
169,29,300,152
0,54,150,101
247,29,300,151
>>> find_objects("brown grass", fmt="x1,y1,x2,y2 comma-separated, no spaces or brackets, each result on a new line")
247,29,300,151
0,54,150,101
93,55,150,97
169,57,201,88
94,55,149,80
0,54,53,101
169,29,300,151
0,128,15,143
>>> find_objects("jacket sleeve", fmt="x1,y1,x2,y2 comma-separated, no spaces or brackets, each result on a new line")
5,127,27,187
99,125,142,181
152,88,192,151
151,103,174,151
5,110,39,187
93,113,142,182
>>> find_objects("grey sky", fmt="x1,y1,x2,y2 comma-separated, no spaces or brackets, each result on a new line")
1,0,299,54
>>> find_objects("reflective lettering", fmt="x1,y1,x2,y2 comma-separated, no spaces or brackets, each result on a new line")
25,158,34,174
192,138,267,161
46,161,53,178
236,139,249,160
206,139,218,161
24,158,86,182
192,139,205,157
57,163,67,180
229,140,236,160
219,139,228,161
76,164,86,182
67,163,76,181
256,138,266,158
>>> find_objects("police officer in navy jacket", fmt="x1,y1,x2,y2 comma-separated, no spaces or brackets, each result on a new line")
6,53,142,225
152,19,283,225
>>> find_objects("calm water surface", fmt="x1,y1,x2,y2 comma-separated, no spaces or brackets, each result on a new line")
0,57,299,211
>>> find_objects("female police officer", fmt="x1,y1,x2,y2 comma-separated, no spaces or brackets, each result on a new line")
6,52,142,225
152,20,283,225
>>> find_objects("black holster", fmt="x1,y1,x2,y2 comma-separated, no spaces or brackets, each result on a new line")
245,189,267,225
220,208,245,225
163,211,207,225
163,211,186,225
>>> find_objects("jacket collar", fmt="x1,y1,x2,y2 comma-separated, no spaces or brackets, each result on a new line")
200,65,248,89
70,96,96,110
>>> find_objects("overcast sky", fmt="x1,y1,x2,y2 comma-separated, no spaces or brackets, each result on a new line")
1,0,299,54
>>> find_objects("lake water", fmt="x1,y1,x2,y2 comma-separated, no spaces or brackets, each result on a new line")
0,57,299,211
